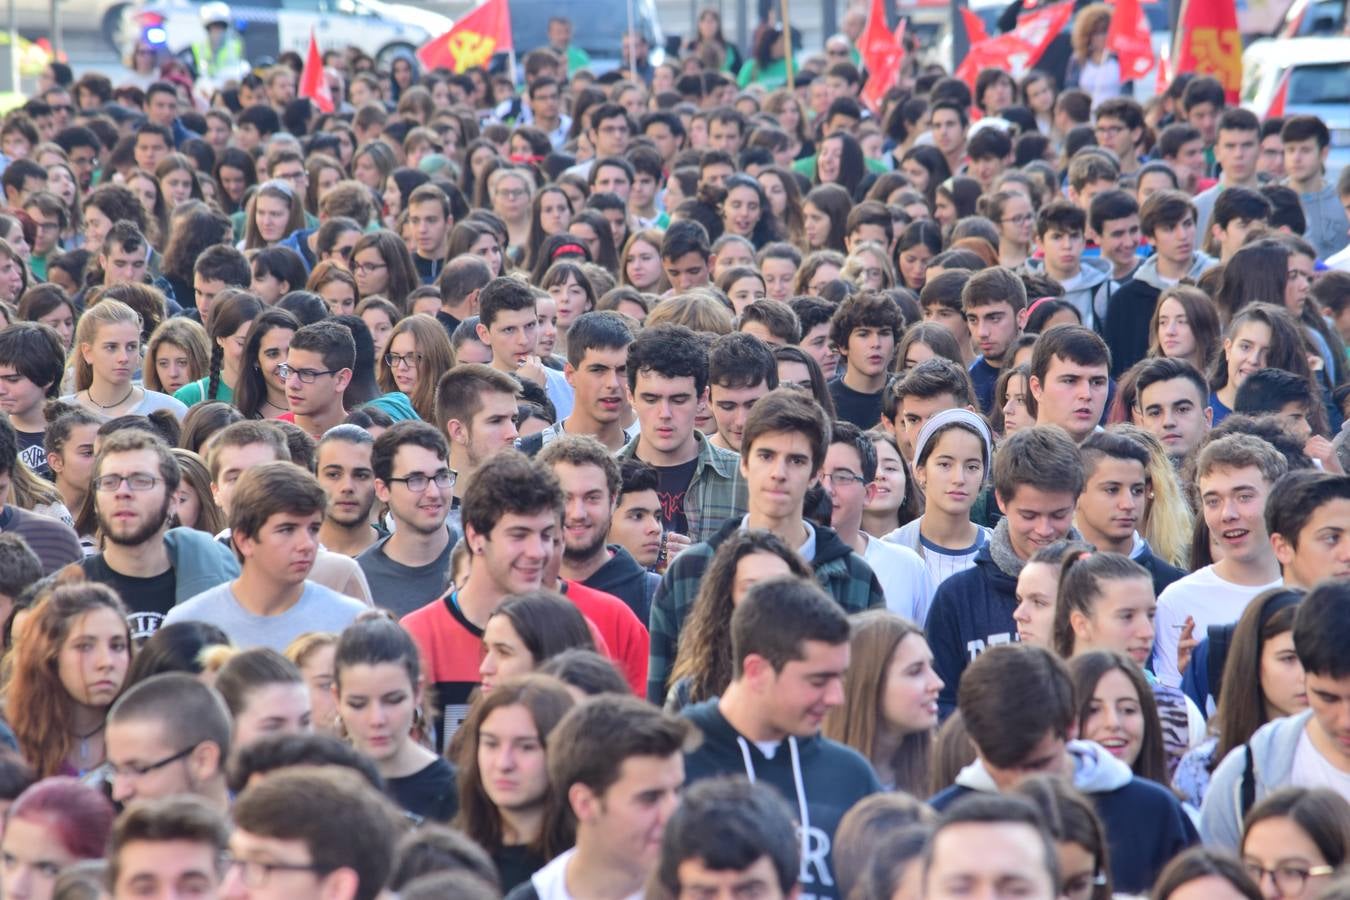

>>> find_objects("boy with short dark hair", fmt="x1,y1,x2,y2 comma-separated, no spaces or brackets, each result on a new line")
1066,153,1119,212
1088,190,1143,320
1077,430,1185,593
926,425,1085,716
1094,98,1146,175
920,270,974,362
844,201,893,254
646,389,884,701
282,320,355,438
887,357,977,461
1102,190,1218,376
1282,114,1350,259
788,296,838,378
1233,367,1316,444
962,267,1025,414
967,126,1012,192
1210,186,1273,261
932,643,1198,894
477,276,573,420
1027,200,1110,329
661,220,712,293
1132,356,1214,462
707,331,778,452
1028,325,1111,445
681,578,881,900
738,299,800,348
827,293,903,429
1192,107,1262,233
654,778,800,900
1157,122,1208,194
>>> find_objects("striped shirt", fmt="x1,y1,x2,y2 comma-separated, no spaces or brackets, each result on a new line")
883,517,990,591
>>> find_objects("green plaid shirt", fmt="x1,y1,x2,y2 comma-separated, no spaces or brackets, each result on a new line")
617,432,747,545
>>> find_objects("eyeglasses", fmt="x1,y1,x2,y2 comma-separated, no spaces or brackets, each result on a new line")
1243,863,1334,895
32,221,60,232
50,104,73,114
353,261,387,275
1094,124,1127,137
1002,213,1035,225
386,470,454,492
384,351,423,369
495,188,528,200
94,473,161,492
106,743,198,779
222,855,329,889
277,364,338,383
821,470,866,487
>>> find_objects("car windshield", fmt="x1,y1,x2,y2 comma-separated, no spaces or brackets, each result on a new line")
1289,62,1350,104
1296,0,1343,33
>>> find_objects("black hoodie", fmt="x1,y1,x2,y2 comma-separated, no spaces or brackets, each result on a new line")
682,699,881,900
581,544,658,622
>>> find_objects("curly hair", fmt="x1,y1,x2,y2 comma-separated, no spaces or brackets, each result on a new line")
667,530,811,704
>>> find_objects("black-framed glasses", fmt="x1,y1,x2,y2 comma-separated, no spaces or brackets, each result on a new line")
94,473,160,492
277,364,338,383
107,743,198,779
386,470,454,493
353,261,387,275
821,470,865,487
384,351,423,369
1243,862,1334,895
222,855,329,889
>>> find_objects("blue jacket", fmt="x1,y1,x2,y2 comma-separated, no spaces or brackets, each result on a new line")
925,542,1019,718
931,741,1197,895
163,526,240,603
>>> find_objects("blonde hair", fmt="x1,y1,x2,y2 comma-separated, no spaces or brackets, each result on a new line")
1110,424,1193,568
284,632,338,670
644,291,734,334
72,299,142,392
842,240,897,290
1071,4,1111,60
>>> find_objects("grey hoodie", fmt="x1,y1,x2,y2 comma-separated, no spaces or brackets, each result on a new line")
1199,709,1311,851
1024,256,1112,330
1297,181,1350,260
954,739,1135,795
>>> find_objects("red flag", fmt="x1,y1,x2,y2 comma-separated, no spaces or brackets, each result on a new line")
1266,67,1291,117
1107,0,1155,79
1172,0,1242,102
859,0,905,113
961,7,991,44
1155,47,1171,94
417,0,513,74
298,30,334,113
955,1,1074,89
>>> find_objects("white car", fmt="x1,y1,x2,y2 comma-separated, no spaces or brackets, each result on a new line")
102,0,453,69
1242,36,1350,172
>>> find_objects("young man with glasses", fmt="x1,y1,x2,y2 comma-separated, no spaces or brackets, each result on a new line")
167,461,365,651
566,103,632,179
526,76,570,149
80,430,239,640
358,421,457,617
279,320,355,439
105,673,232,812
1093,99,1147,176
225,766,402,900
110,795,231,900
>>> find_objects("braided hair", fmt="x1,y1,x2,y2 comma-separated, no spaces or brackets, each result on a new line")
204,291,264,403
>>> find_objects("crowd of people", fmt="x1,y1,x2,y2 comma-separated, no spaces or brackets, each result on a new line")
0,2,1347,898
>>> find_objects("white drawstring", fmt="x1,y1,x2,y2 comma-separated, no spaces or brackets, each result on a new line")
737,735,812,873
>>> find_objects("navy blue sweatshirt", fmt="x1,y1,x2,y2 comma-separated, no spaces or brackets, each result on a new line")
682,699,881,900
925,543,1020,718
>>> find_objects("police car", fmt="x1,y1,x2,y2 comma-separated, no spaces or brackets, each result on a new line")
103,0,453,69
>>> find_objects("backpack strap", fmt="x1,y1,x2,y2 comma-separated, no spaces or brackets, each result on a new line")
1240,743,1257,818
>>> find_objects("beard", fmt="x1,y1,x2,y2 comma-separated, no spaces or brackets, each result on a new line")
562,519,610,562
100,494,172,547
327,494,376,527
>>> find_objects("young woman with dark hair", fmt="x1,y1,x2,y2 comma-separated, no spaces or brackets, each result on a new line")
173,291,264,407
477,592,596,694
233,307,299,420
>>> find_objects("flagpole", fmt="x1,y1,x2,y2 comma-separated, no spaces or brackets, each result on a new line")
779,0,793,91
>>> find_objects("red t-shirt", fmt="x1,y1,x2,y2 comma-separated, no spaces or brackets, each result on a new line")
559,579,649,696
401,593,484,754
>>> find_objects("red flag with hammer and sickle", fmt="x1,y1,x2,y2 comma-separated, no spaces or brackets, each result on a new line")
417,0,513,74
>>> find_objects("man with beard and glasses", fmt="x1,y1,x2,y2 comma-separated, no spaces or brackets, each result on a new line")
80,430,239,640
359,421,457,617
539,435,658,621
316,425,382,558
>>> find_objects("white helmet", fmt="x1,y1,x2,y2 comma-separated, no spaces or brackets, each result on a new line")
200,2,231,26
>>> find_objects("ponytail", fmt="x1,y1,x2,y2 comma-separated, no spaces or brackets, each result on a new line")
1051,551,1152,658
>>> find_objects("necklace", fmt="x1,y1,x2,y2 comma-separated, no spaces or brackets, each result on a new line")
74,721,105,762
87,385,135,409
262,397,287,412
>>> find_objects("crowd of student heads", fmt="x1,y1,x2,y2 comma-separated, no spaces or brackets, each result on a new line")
2,8,1350,899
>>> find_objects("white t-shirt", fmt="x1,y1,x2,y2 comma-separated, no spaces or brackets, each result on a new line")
1292,726,1350,798
884,517,989,593
1152,565,1283,687
862,533,934,625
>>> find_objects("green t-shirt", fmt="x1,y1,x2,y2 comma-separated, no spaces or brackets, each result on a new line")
737,56,796,90
792,154,889,181
174,376,234,407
